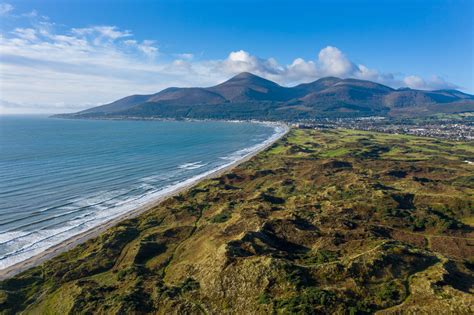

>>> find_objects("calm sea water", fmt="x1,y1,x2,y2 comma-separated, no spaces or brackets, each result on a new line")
0,116,284,269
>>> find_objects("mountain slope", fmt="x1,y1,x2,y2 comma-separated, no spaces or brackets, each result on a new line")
148,87,226,105
292,77,343,94
207,71,299,102
296,79,394,114
58,72,474,119
78,94,151,115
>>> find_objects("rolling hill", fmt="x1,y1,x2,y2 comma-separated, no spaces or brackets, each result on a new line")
56,72,474,120
1,129,473,313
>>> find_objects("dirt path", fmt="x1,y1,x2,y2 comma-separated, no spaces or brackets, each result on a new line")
296,241,390,269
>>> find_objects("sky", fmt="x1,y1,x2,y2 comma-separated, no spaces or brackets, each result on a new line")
0,0,473,114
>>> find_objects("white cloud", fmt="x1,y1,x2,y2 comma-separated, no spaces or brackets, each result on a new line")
219,50,284,81
137,40,158,58
72,25,132,40
277,58,315,84
176,53,194,60
222,50,260,73
214,46,407,88
22,9,38,18
0,23,168,113
123,39,136,45
317,46,356,77
356,64,379,80
124,39,158,58
0,3,13,15
12,28,37,41
403,75,457,90
0,8,462,114
403,75,425,89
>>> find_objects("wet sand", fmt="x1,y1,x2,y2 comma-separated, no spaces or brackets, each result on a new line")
0,123,288,280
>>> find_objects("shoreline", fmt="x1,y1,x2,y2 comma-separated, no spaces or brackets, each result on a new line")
0,122,289,280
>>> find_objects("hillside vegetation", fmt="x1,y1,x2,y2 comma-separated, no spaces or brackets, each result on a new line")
1,129,473,314
55,72,474,120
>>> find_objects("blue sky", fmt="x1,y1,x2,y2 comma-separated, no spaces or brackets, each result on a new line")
0,0,472,113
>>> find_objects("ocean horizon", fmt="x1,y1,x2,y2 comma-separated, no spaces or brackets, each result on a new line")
0,115,285,269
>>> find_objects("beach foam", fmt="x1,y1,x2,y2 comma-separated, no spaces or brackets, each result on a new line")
0,119,287,270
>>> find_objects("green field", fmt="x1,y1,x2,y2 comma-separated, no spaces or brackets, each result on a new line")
1,128,473,314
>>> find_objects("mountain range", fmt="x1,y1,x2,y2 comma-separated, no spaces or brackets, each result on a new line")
57,72,474,120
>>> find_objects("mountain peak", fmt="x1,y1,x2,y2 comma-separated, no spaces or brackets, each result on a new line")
231,72,260,80
209,71,290,102
216,72,281,89
224,72,277,85
68,72,474,119
318,76,342,82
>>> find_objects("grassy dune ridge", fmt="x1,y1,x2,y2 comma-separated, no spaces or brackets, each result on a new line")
0,129,473,314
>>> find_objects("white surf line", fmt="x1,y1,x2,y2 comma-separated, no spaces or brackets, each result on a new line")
0,122,289,279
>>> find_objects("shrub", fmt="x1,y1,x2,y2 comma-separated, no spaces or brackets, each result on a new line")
302,249,339,265
260,193,285,204
377,282,400,302
180,277,200,292
276,287,336,313
258,292,270,304
211,212,231,223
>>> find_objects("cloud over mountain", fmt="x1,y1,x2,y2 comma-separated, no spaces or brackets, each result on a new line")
0,4,462,113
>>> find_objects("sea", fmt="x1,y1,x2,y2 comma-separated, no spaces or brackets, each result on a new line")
0,115,285,270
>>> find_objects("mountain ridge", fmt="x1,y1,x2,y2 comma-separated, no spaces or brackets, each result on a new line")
57,72,474,120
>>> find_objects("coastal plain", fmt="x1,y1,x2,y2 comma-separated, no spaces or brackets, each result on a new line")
1,128,473,314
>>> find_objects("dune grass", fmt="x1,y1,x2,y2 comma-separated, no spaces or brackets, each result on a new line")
1,128,473,314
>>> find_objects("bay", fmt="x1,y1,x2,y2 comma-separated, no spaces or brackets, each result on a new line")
0,116,283,269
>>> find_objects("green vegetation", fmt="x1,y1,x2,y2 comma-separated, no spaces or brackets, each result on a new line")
62,73,474,120
1,128,473,314
210,211,231,223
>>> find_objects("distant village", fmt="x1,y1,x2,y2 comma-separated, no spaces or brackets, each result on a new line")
291,115,474,141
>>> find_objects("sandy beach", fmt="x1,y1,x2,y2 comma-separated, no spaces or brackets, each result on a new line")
0,123,288,280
